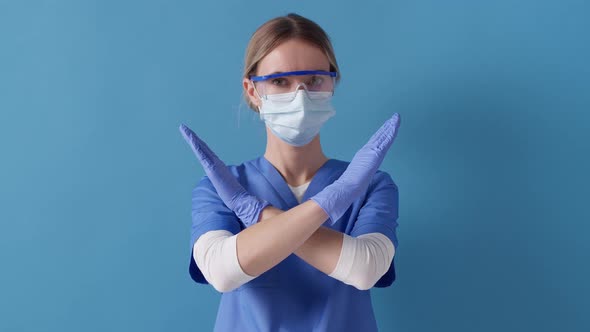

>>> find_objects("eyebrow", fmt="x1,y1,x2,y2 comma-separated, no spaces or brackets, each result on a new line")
250,70,337,82
266,69,328,76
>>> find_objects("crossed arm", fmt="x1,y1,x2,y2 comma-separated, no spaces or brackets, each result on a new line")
181,113,400,292
243,205,395,284
194,201,395,292
236,202,337,276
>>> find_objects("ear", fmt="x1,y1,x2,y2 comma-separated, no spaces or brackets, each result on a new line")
242,78,261,108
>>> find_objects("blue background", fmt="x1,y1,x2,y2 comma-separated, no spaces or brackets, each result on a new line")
1,1,588,331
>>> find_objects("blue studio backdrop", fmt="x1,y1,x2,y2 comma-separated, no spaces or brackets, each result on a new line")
1,1,588,331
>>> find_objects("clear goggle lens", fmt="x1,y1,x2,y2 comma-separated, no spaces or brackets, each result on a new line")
250,70,337,101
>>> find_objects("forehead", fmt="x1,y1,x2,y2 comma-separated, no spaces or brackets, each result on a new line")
257,39,330,75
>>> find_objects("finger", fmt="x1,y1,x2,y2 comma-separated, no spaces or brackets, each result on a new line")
371,113,398,141
184,126,220,164
377,113,401,150
180,124,206,157
371,113,401,150
179,124,218,170
381,113,400,136
368,113,398,148
390,113,401,133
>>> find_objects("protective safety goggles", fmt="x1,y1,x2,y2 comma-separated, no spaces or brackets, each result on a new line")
250,70,337,101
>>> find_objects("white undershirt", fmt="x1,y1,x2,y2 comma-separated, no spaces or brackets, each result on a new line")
192,182,395,292
287,181,310,204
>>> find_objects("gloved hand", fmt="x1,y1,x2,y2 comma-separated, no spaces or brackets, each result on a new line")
310,113,401,224
179,124,270,227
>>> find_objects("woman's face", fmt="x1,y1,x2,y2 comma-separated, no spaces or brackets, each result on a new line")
244,38,331,108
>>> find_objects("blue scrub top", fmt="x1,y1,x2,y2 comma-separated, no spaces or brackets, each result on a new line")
188,156,399,332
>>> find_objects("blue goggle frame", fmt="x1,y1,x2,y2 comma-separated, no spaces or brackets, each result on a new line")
250,70,337,82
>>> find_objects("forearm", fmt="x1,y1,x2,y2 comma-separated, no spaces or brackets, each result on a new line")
257,206,343,275
255,206,395,290
236,200,329,276
294,226,343,274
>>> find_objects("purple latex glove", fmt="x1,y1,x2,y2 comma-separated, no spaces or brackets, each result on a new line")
310,113,401,224
179,124,270,227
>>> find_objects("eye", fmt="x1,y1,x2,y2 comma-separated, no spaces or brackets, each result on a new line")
270,77,288,86
308,75,324,87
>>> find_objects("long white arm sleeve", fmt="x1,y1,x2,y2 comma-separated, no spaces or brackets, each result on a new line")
193,230,256,292
195,228,394,292
328,232,396,290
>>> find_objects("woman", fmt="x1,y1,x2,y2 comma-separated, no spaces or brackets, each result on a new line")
180,13,401,332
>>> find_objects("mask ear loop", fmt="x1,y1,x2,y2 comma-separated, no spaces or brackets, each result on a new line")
252,80,263,100
251,80,265,118
330,76,336,96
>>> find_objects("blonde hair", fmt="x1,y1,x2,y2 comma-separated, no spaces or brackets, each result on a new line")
243,13,341,111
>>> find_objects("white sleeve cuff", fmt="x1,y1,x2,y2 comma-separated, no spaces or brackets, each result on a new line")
328,232,395,290
193,230,256,292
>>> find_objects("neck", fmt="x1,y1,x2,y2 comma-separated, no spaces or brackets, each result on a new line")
263,127,329,186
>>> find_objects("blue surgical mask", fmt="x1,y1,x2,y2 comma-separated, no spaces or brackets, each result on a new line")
257,89,336,147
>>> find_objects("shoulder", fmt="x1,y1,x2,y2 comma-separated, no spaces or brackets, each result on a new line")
371,170,398,191
365,170,398,205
